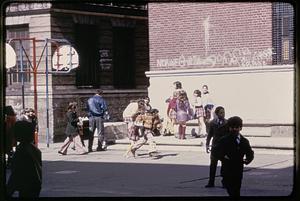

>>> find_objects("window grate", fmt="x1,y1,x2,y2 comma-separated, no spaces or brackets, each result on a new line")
272,2,294,65
6,26,31,84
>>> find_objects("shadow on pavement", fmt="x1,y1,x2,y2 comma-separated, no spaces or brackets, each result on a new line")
30,160,295,197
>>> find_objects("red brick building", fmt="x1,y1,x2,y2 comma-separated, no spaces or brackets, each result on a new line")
146,2,294,136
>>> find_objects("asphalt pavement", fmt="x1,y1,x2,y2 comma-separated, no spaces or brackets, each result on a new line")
6,134,294,197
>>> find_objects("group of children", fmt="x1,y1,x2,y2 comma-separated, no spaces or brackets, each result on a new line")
121,82,254,197
164,82,214,139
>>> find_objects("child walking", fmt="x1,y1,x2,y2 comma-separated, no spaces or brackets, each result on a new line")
123,99,146,157
58,102,87,155
129,109,162,157
205,106,227,188
212,116,254,197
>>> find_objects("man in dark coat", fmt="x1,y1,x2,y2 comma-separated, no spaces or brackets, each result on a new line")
205,106,227,188
211,116,254,197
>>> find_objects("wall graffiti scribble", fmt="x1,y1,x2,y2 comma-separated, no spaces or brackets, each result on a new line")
156,48,273,68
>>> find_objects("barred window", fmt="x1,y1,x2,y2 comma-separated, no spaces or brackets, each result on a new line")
6,25,31,84
272,2,294,65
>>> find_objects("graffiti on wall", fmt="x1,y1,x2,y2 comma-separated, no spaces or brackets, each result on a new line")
156,15,274,68
156,47,273,68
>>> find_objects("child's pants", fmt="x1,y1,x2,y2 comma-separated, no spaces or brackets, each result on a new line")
132,129,157,153
59,134,86,154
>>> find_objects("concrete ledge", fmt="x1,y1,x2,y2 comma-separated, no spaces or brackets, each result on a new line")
100,122,294,150
103,122,128,143
185,120,293,137
115,135,294,150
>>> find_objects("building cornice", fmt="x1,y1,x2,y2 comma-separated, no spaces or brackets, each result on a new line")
5,3,147,20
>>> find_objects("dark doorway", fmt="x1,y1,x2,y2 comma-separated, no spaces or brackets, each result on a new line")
74,24,100,87
113,27,135,89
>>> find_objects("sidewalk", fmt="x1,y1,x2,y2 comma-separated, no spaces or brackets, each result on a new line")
37,134,294,151
115,135,294,150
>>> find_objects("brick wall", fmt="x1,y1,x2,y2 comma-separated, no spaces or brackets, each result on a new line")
149,2,273,70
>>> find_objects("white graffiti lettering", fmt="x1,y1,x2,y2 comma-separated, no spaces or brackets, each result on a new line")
156,48,273,68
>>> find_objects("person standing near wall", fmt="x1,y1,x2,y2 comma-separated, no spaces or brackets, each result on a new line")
191,89,206,137
164,81,186,136
144,96,152,112
175,91,192,140
17,108,39,146
165,91,179,136
202,85,214,133
205,106,227,188
87,89,109,152
4,105,17,168
27,108,38,146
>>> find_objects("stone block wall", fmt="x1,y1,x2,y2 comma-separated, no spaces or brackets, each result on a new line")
51,88,147,142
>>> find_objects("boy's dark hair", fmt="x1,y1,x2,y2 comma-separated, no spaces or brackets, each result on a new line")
137,99,145,104
173,81,182,89
149,108,159,114
14,120,35,143
68,102,77,110
96,89,103,95
227,116,243,128
193,89,201,97
215,106,225,115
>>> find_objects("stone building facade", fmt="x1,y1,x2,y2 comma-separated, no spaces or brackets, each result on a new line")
146,2,294,137
4,3,149,142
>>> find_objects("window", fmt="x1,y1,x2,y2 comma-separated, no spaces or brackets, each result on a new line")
75,24,100,87
272,2,294,65
6,25,31,84
113,27,135,89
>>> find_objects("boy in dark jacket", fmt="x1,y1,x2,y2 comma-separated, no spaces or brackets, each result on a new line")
212,116,254,197
205,106,227,187
6,120,42,198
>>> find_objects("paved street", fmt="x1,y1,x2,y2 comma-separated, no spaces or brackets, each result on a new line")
8,140,292,197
